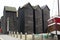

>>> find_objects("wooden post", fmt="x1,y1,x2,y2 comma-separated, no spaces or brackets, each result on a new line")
11,31,13,37
10,31,12,36
13,31,15,37
54,35,58,40
25,33,27,40
16,31,19,38
32,33,34,40
9,31,10,35
42,34,43,40
20,32,22,39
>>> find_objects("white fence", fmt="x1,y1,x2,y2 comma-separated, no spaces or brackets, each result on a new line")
9,31,58,40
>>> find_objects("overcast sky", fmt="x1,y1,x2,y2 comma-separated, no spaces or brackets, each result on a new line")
0,0,59,18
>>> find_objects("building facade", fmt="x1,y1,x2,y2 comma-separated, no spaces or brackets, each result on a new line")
41,5,50,33
1,16,5,33
18,3,34,34
18,4,50,34
33,5,43,34
3,6,17,33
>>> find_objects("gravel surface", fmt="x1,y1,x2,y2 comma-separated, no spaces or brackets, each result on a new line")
0,35,19,40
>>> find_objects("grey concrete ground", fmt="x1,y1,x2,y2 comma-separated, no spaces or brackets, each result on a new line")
0,35,19,40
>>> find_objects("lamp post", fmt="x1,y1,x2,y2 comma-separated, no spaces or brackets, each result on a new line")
58,0,59,16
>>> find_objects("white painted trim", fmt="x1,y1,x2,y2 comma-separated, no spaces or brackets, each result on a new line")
48,23,60,27
48,16,60,21
48,18,54,21
57,23,60,25
51,31,60,35
48,17,56,21
48,23,55,26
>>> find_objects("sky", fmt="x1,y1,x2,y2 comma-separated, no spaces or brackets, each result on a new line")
0,0,59,18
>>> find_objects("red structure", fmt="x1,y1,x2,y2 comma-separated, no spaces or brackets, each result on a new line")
0,28,2,33
48,17,60,32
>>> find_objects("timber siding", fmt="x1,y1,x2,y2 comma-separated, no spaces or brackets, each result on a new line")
18,3,34,34
41,5,50,33
3,6,17,33
33,5,43,34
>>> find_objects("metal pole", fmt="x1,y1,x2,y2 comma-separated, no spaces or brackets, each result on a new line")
58,0,59,16
55,19,58,40
55,22,57,35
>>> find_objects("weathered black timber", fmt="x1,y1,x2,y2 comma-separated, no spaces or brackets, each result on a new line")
41,5,50,33
3,6,17,33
